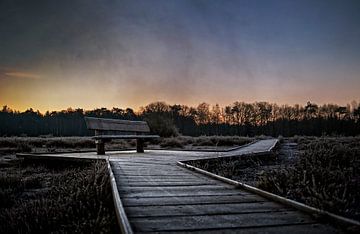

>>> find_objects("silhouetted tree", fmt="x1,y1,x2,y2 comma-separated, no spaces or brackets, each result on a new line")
1,101,359,137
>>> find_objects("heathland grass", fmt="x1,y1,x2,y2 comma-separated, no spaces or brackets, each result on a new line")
258,136,360,221
0,136,253,153
187,136,360,221
0,159,118,233
158,135,252,149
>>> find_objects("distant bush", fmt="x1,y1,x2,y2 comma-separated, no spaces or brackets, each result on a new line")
216,136,251,146
160,138,184,148
193,136,214,146
144,115,179,137
255,135,271,140
0,138,17,148
179,136,195,145
193,136,251,147
16,142,32,153
45,138,95,149
39,134,54,138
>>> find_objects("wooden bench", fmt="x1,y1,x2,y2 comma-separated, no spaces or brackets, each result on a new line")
84,117,159,155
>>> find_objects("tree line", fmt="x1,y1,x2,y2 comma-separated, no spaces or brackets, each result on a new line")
1,101,360,137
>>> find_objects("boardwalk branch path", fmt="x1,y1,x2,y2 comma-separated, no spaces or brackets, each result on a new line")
110,139,338,233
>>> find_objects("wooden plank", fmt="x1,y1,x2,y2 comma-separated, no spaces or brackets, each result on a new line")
118,180,208,184
115,164,185,168
113,173,199,178
119,189,246,198
119,181,216,187
122,194,267,207
112,158,193,162
130,211,315,232
114,162,174,166
111,158,189,163
116,167,187,172
114,168,189,173
116,177,207,182
113,158,182,162
114,175,198,179
93,135,159,139
115,174,204,179
114,172,197,176
116,174,206,179
112,167,191,173
119,185,227,193
119,184,221,190
84,117,150,132
125,201,292,218
116,171,191,175
142,223,338,234
116,171,191,176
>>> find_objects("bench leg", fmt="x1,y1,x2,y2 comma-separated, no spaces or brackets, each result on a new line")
96,140,105,155
136,139,144,153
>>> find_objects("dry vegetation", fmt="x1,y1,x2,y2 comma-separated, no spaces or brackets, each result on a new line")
0,159,118,233
157,136,252,150
258,136,360,221
0,137,95,154
0,135,253,154
187,136,360,221
0,136,140,154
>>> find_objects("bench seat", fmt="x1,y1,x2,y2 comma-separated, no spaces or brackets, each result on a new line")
93,135,160,140
84,117,159,154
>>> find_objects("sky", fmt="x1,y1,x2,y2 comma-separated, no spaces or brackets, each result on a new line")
0,0,360,112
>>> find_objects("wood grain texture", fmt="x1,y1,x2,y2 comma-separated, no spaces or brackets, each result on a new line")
84,117,150,132
93,135,159,139
130,211,315,232
110,141,339,233
18,139,339,233
84,117,159,154
125,201,293,218
122,194,267,207
141,223,337,234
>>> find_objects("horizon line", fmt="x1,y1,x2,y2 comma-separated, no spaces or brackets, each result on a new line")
2,99,359,114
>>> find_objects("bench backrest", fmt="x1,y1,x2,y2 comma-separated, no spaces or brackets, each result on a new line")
84,117,150,135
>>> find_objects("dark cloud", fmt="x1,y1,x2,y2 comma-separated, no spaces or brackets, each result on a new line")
0,0,360,111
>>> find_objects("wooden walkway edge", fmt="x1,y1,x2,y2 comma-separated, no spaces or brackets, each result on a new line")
106,158,134,234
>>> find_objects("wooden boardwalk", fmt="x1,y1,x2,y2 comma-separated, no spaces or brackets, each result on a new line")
110,140,338,233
